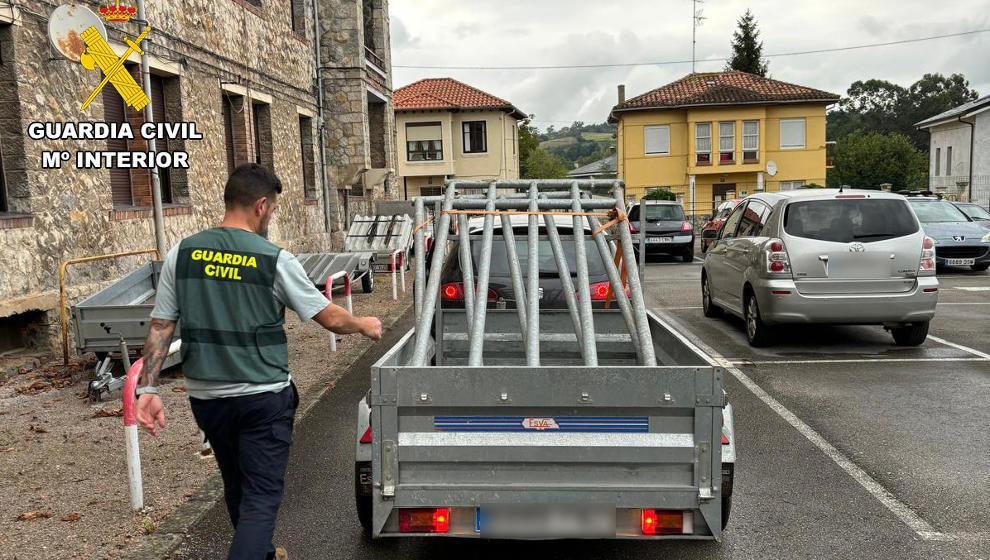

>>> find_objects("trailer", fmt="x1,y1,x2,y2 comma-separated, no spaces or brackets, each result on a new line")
354,180,735,540
295,251,375,293
343,214,414,273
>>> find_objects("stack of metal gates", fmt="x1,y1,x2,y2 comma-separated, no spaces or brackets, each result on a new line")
344,214,414,273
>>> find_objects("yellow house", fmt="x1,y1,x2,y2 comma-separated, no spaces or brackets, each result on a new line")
395,78,526,198
609,71,839,217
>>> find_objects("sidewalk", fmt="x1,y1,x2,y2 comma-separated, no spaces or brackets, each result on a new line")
0,275,411,560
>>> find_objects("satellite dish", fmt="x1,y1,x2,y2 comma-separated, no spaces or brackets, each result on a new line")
766,160,777,177
48,4,107,63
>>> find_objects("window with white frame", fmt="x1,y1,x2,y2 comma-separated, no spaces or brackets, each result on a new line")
718,122,735,163
695,122,712,164
779,180,805,191
779,118,805,149
743,120,759,162
644,125,670,155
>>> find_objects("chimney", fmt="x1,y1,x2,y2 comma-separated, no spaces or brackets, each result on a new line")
617,84,626,104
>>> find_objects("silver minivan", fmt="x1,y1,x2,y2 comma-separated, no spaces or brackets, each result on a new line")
702,189,939,346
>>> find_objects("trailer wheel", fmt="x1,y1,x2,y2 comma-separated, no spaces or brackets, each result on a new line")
361,271,374,294
721,463,734,531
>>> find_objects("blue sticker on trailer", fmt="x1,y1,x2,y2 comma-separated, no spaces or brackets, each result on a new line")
433,416,649,433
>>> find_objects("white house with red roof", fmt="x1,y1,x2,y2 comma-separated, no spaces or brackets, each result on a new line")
394,78,527,198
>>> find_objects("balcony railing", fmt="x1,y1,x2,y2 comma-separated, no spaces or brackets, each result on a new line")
364,47,385,72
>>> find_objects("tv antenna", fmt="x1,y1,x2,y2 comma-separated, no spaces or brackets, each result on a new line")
692,0,706,73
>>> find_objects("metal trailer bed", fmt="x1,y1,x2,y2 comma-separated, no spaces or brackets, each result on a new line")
295,251,375,293
343,214,414,273
355,180,735,541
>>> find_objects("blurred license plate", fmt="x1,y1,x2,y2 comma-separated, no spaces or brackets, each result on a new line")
371,262,391,272
480,505,615,538
945,258,975,266
648,237,673,243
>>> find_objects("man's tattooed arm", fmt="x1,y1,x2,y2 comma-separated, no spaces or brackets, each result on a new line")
139,318,177,388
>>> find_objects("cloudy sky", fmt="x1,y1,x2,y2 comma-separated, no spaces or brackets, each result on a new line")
390,0,990,130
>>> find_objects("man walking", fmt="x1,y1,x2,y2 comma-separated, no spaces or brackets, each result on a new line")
134,164,382,560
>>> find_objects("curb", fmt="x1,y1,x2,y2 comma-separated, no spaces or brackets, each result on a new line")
124,299,413,560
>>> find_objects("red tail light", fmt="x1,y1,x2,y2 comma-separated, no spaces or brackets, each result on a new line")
359,425,372,444
919,236,936,273
440,282,496,301
681,221,693,232
765,238,791,276
399,508,450,533
629,224,638,234
590,281,630,300
641,509,684,535
721,433,730,445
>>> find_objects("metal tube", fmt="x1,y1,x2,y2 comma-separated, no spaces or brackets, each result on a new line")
526,182,540,366
499,213,528,337
569,182,598,366
448,179,618,189
411,183,456,365
391,251,398,301
613,183,657,366
587,213,643,361
457,214,475,329
639,196,646,283
312,0,330,233
467,183,497,366
543,207,585,359
415,198,618,210
399,251,406,293
137,0,166,258
414,198,425,318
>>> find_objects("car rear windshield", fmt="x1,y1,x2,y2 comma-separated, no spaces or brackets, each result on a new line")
783,199,918,243
959,204,990,220
472,235,607,277
909,200,971,223
629,204,685,222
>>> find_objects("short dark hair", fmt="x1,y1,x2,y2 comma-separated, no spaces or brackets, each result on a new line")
224,163,283,209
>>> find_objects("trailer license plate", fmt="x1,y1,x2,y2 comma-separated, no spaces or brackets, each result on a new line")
372,262,391,272
479,505,615,538
945,258,975,266
648,237,673,243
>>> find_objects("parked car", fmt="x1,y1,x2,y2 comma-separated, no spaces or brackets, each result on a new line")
953,201,990,228
701,199,743,253
702,189,938,347
907,197,990,272
628,201,695,262
434,216,627,309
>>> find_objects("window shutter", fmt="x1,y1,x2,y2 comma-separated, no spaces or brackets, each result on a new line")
780,119,805,148
222,96,235,175
149,76,172,203
644,125,669,154
103,87,132,207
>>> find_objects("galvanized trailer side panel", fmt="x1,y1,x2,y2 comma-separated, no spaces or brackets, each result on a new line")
295,252,373,289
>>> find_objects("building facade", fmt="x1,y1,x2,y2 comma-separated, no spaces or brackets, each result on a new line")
915,95,990,206
394,78,525,198
609,71,838,218
0,0,395,364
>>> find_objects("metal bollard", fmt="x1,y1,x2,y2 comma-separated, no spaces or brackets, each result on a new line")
391,251,398,301
399,251,406,293
325,271,348,352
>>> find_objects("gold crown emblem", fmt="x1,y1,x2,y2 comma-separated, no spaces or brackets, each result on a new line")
99,1,137,23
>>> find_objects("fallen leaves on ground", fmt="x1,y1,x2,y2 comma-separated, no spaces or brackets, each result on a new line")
15,511,52,521
16,381,51,395
61,512,81,522
92,408,123,418
29,425,48,434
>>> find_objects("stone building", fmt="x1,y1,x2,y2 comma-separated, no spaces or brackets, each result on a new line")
0,0,396,366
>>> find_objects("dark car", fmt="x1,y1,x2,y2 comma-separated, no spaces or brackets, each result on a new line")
433,216,627,309
701,199,742,253
908,197,990,271
628,201,695,262
954,202,990,227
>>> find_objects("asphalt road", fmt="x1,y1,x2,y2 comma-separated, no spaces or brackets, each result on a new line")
173,257,990,560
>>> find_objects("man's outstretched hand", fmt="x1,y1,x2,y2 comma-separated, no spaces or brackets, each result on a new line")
361,317,383,341
136,394,166,438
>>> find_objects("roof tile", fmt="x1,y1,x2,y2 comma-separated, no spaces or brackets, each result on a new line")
395,78,525,117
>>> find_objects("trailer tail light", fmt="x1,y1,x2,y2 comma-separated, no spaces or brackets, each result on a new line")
399,508,450,533
721,433,730,445
359,425,372,444
629,224,638,234
590,281,630,300
440,282,497,301
681,221,693,232
641,509,687,535
919,236,936,274
765,238,791,276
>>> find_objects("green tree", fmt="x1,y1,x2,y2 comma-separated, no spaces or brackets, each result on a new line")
643,188,677,201
523,149,570,179
517,116,540,177
725,10,768,76
828,131,927,190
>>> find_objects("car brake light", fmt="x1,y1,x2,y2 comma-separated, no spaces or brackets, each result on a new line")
399,508,450,533
681,221,693,232
835,194,867,199
641,509,685,535
919,236,936,273
440,282,496,301
765,238,791,276
590,281,630,300
359,425,372,444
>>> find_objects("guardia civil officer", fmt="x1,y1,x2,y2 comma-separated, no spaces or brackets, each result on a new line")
134,163,382,560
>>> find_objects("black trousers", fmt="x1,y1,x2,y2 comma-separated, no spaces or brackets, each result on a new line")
190,383,298,560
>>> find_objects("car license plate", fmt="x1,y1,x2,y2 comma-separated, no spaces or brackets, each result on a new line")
648,237,673,243
371,262,390,272
479,505,615,538
945,258,975,266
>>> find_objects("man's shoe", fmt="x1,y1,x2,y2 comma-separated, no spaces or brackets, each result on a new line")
274,548,288,560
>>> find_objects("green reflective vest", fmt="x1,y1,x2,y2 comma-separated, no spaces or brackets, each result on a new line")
175,228,288,384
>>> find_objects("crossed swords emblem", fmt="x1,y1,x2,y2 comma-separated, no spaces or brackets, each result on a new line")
78,25,151,111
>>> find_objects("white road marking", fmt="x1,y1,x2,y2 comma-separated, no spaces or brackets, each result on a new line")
652,309,957,541
731,357,989,365
937,302,990,305
953,286,990,291
927,335,990,360
661,306,703,310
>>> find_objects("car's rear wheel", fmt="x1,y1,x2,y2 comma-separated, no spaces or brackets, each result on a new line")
744,293,773,347
971,263,989,272
891,321,929,346
682,249,695,263
702,274,721,318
